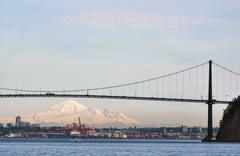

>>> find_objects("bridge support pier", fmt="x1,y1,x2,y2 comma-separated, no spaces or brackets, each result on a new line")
206,60,214,141
207,101,214,140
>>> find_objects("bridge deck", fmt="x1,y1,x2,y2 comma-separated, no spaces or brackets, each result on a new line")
0,94,229,104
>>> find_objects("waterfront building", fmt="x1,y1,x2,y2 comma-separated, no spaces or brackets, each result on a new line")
189,127,202,134
15,116,21,127
7,123,14,128
19,122,27,127
31,123,41,128
181,125,188,133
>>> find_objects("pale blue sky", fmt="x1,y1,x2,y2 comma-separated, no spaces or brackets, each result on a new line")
0,0,239,126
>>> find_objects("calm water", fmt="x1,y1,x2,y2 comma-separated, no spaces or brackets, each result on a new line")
0,138,239,156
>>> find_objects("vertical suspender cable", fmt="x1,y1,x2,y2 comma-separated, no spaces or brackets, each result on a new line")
169,76,171,98
223,69,225,101
162,79,164,98
155,80,158,97
176,74,178,98
237,76,240,96
182,72,184,99
216,65,219,100
189,70,191,99
149,81,151,97
229,72,232,99
196,67,198,99
202,65,205,99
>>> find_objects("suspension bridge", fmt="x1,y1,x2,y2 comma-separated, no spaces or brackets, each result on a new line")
0,60,240,141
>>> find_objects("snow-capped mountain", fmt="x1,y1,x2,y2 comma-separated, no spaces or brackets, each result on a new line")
0,100,140,127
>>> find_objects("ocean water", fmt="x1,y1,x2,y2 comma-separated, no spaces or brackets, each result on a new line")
0,139,239,156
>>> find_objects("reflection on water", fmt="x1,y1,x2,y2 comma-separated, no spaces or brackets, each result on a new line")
0,139,239,156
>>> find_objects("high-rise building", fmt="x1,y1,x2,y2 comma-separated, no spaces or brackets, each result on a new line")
181,125,188,133
15,116,21,127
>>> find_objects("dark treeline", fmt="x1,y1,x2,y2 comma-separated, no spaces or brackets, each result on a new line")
217,96,240,141
0,126,61,134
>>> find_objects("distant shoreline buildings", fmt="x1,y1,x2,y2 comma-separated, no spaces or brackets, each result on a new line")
0,116,219,140
8,116,41,128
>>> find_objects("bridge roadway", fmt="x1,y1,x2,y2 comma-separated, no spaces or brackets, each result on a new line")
0,94,229,104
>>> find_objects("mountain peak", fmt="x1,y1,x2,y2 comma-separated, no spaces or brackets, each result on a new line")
50,100,87,113
0,100,140,127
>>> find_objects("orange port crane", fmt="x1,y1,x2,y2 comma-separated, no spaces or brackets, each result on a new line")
57,117,94,136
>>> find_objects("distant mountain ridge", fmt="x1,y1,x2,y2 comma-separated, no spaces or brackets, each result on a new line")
0,100,140,127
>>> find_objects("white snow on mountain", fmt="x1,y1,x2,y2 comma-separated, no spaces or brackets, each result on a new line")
0,100,140,127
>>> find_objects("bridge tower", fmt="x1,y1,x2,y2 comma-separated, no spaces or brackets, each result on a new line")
207,60,214,141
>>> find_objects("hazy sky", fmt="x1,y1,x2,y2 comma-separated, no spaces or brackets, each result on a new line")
0,0,239,126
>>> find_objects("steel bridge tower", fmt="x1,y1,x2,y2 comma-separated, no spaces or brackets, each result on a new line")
207,60,214,141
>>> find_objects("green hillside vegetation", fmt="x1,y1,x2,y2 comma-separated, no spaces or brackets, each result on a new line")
216,96,240,141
